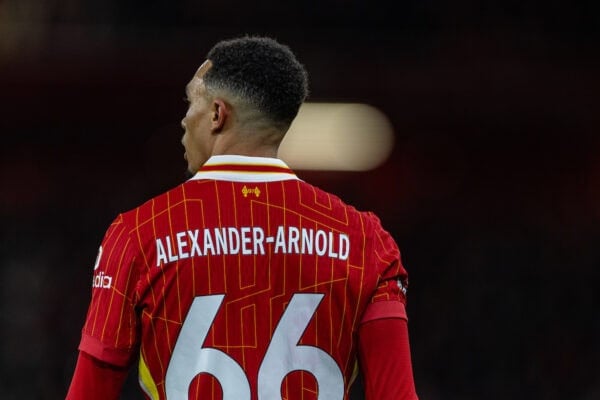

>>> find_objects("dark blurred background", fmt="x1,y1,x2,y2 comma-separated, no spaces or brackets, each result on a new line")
1,1,599,399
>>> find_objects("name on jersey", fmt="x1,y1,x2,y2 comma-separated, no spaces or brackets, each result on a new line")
155,225,350,267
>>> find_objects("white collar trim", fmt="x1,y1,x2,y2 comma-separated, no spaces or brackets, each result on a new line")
189,155,300,182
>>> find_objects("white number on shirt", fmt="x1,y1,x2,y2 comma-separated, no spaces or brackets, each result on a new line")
165,293,344,399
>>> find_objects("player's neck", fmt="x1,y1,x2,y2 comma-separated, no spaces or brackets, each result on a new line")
211,129,282,159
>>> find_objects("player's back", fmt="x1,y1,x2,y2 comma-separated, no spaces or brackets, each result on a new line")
90,156,404,400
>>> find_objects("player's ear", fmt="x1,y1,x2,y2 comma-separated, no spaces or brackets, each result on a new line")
211,99,229,133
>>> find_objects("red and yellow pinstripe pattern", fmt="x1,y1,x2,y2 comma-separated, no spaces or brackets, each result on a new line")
79,156,408,400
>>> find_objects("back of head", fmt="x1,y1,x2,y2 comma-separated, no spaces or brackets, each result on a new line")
204,36,309,132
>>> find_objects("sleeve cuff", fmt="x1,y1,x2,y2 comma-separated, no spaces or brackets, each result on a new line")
79,333,134,368
361,300,408,324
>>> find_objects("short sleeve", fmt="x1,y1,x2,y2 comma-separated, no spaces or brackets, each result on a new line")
78,214,141,367
360,213,409,325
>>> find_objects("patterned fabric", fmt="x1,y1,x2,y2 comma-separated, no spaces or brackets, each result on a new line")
79,155,408,400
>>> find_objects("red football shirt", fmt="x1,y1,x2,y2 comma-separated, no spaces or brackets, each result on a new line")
79,155,409,400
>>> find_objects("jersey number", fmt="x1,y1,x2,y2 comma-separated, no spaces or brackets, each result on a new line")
165,293,344,399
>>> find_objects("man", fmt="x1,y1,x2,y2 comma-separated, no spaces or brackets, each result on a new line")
66,36,418,400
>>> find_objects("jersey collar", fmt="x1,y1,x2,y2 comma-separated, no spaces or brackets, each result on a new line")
189,155,300,182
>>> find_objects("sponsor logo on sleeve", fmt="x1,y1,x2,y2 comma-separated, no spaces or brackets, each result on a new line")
397,279,407,296
91,245,113,289
93,246,103,270
92,271,113,289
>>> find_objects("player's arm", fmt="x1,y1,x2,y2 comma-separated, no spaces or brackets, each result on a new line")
359,214,418,399
357,303,418,400
69,214,141,398
66,351,129,400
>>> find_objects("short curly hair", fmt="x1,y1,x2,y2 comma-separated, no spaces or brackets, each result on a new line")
204,36,308,129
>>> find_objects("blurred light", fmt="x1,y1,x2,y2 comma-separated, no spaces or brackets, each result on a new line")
278,103,394,171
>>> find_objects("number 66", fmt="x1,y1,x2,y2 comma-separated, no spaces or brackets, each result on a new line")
165,293,344,399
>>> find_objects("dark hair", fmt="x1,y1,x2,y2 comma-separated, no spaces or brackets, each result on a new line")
205,36,308,128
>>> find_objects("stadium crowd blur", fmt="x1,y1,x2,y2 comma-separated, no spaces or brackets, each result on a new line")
1,1,599,399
